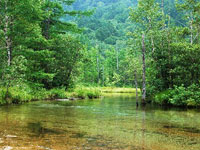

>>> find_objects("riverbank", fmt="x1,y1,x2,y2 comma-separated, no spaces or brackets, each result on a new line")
0,86,102,105
101,87,139,93
0,86,137,105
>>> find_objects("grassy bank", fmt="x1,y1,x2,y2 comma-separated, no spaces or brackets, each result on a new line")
101,87,139,93
0,86,138,105
0,86,102,105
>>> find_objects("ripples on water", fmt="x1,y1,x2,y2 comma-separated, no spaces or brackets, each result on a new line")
0,93,200,150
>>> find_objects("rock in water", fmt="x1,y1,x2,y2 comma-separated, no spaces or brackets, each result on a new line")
5,135,17,138
0,138,3,144
56,99,69,102
3,146,13,150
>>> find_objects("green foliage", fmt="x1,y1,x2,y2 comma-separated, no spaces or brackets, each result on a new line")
0,86,33,104
73,87,101,99
73,0,137,87
47,88,67,99
0,0,90,91
128,0,200,107
0,85,102,105
154,89,172,105
101,87,138,93
1,0,200,108
154,84,200,107
51,34,84,88
0,89,8,105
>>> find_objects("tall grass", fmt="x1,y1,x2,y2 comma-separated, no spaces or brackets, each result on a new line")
0,85,102,105
71,86,101,99
0,86,68,105
0,86,138,106
0,86,33,104
101,87,138,93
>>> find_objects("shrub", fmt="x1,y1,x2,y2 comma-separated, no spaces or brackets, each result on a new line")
0,86,33,104
87,88,101,99
73,88,87,99
154,89,171,105
72,87,101,99
47,88,67,99
0,85,101,106
154,84,200,107
0,88,8,104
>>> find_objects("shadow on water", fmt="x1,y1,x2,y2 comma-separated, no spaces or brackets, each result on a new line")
70,132,86,138
27,122,62,137
163,125,200,134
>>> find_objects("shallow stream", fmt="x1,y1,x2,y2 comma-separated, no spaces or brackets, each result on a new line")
0,94,200,150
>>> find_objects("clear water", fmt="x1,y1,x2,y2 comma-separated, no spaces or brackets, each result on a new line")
0,94,200,150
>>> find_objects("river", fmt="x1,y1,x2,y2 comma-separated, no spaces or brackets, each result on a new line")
0,94,200,150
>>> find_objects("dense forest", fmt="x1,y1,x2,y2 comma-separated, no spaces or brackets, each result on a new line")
0,0,200,107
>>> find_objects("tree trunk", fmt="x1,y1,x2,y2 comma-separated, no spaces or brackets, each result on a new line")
134,70,139,107
44,18,50,39
4,0,12,66
190,17,193,45
97,56,100,84
162,0,164,15
167,15,172,88
148,18,155,53
116,48,119,71
102,65,104,86
151,36,155,53
141,34,146,105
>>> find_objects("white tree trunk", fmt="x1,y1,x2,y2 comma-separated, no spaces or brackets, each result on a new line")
142,34,146,104
116,48,119,71
135,70,139,107
162,0,164,15
4,0,12,66
190,17,193,45
97,56,100,83
151,36,155,53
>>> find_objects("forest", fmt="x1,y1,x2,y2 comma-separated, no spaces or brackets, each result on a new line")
0,0,200,107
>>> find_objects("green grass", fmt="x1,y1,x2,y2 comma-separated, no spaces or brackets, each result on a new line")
70,86,101,99
0,86,33,104
101,87,139,93
0,86,139,106
0,86,102,105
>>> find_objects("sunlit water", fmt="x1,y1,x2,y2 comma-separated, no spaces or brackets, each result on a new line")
0,94,200,150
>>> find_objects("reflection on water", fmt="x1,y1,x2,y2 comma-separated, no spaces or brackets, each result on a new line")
0,93,200,150
27,122,62,137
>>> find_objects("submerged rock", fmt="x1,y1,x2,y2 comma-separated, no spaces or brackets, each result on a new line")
56,99,70,102
56,98,81,101
0,138,3,144
37,146,52,150
5,135,17,138
2,146,13,150
69,97,80,101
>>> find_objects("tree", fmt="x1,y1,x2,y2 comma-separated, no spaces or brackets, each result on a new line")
51,34,84,89
176,0,200,44
129,0,162,104
0,0,43,66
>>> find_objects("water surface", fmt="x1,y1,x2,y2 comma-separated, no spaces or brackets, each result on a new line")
0,94,200,150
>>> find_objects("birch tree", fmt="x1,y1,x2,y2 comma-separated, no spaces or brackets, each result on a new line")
129,0,162,104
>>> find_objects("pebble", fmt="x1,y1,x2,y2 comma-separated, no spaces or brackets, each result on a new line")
56,99,70,102
0,138,3,144
37,146,52,150
5,135,17,138
2,146,13,150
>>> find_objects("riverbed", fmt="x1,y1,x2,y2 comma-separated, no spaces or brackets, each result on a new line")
0,94,200,150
